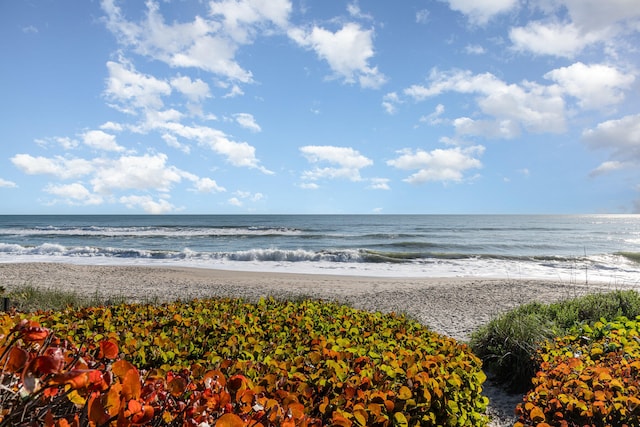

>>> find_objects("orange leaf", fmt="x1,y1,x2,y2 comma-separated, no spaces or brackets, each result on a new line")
23,326,50,342
112,360,137,380
288,402,305,420
530,406,546,423
131,405,153,425
122,368,141,401
99,340,119,360
5,346,28,373
216,413,244,427
49,370,91,389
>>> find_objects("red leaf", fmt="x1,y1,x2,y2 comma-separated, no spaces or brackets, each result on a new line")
26,355,62,376
99,340,119,360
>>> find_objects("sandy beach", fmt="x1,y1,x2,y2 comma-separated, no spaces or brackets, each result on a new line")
0,262,635,426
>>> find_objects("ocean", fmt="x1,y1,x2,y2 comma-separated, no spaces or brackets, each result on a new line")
0,215,639,284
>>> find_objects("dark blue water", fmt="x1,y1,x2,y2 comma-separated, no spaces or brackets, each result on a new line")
1,215,639,283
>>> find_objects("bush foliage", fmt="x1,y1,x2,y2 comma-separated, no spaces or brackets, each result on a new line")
515,316,640,427
0,298,489,426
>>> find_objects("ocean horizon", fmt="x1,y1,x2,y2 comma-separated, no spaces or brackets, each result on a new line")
1,214,639,285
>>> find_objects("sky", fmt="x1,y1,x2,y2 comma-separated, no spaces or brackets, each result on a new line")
1,0,639,215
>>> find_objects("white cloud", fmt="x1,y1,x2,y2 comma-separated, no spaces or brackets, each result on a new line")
416,9,430,24
105,60,172,113
0,178,17,188
81,130,125,152
544,62,635,109
90,153,183,194
387,146,484,184
299,182,319,190
382,92,401,114
234,113,262,132
209,0,291,43
583,114,640,173
509,21,602,58
508,0,640,58
44,183,104,206
119,195,177,214
464,44,486,55
170,75,211,102
368,178,390,190
102,0,290,84
347,1,373,20
193,177,226,193
589,161,628,177
420,104,446,125
228,197,243,206
405,69,566,138
444,0,519,25
11,154,94,179
100,121,124,132
558,0,640,33
288,23,386,88
300,145,373,182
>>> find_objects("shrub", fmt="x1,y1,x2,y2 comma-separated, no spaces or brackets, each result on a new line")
515,316,640,427
470,290,640,392
2,298,490,426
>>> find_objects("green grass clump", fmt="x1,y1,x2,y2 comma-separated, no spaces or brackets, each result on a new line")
2,284,127,312
470,290,640,392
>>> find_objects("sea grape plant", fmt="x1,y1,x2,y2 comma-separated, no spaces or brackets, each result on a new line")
515,316,640,427
2,297,490,426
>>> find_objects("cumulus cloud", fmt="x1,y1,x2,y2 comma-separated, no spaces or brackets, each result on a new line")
0,178,17,188
288,23,386,88
510,22,603,58
105,59,172,113
44,183,104,206
192,177,226,193
368,178,390,190
119,195,177,214
382,92,401,114
443,0,519,25
404,68,566,138
170,75,211,102
300,145,373,182
102,59,271,173
102,0,284,83
90,153,184,194
234,113,262,132
583,113,640,175
81,130,125,152
509,0,640,58
387,146,484,184
11,155,94,179
544,62,635,109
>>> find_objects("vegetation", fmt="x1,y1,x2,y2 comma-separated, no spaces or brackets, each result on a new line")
515,316,640,426
0,297,489,426
470,290,640,391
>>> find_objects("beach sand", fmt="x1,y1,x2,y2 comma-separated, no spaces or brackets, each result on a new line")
0,262,633,426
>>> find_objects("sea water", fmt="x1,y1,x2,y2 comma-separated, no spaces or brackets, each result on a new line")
0,215,639,284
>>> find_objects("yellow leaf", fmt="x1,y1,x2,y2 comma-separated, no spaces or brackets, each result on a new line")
393,412,408,427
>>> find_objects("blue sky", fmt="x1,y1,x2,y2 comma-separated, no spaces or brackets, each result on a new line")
1,0,639,214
